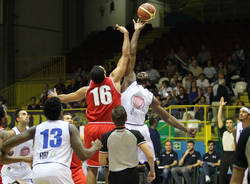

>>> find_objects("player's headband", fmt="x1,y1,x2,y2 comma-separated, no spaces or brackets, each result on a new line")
136,72,149,83
240,107,250,114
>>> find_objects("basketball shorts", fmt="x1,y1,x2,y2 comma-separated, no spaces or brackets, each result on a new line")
71,167,86,184
33,163,74,184
84,123,115,167
1,166,33,184
125,123,156,163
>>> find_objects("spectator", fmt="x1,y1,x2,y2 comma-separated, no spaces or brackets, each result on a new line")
171,140,202,184
166,48,176,61
177,87,189,105
148,117,161,158
170,74,179,88
189,59,203,77
176,46,188,61
197,44,212,67
54,78,66,94
165,60,178,76
203,60,217,81
200,140,221,184
40,84,52,100
217,62,224,74
173,80,183,96
146,63,160,83
194,96,207,121
158,140,178,184
27,97,40,110
158,81,172,99
232,43,245,67
216,79,230,103
187,81,201,105
196,73,210,93
39,84,52,107
225,56,238,76
182,72,194,90
217,97,235,184
204,86,215,105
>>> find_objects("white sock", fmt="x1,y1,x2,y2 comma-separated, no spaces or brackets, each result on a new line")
205,175,211,182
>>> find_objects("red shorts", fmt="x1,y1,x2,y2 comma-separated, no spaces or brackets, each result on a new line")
84,123,115,166
72,167,86,184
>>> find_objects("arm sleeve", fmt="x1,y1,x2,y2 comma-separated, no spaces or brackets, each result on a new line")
233,127,250,169
130,130,146,145
100,132,110,153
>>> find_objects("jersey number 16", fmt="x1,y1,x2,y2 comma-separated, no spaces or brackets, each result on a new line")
90,85,112,106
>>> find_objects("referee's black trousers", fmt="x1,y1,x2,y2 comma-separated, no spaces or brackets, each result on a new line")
219,151,234,184
109,167,139,184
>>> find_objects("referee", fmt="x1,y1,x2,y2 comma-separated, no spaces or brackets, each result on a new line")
99,105,155,184
218,97,235,184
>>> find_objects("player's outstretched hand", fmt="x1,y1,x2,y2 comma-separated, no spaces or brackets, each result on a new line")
219,96,227,107
187,128,197,138
48,88,58,98
133,19,146,31
115,24,129,34
147,170,155,183
91,139,103,150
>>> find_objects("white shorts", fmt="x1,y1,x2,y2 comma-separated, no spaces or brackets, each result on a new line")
125,123,156,163
1,166,33,184
33,163,74,184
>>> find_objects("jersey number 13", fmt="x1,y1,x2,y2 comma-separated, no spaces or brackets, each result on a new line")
90,85,112,106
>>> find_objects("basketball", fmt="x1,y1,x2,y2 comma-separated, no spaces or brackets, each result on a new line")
137,3,156,22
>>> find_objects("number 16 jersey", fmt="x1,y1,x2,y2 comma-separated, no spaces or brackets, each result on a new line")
86,77,121,122
33,120,73,168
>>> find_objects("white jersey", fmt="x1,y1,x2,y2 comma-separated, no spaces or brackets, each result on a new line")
121,81,153,125
1,126,33,182
33,120,73,169
122,81,156,163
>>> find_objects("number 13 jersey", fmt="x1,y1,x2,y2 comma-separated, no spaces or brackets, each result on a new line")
33,120,73,168
86,77,121,122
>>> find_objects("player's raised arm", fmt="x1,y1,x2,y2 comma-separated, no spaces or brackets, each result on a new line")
150,97,197,137
2,127,35,153
218,97,226,129
126,19,146,76
70,124,102,161
49,87,88,103
109,25,130,89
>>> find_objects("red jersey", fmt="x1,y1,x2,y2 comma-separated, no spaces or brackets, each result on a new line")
86,77,121,122
70,152,86,184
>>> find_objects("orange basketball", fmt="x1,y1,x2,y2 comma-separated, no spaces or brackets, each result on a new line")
137,3,156,22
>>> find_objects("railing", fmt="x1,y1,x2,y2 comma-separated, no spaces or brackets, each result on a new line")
6,105,243,151
0,56,66,108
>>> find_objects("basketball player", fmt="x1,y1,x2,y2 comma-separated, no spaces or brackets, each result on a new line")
121,20,197,183
0,106,34,184
1,109,33,184
231,126,250,184
2,97,102,184
63,112,87,184
233,105,250,184
49,24,130,184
